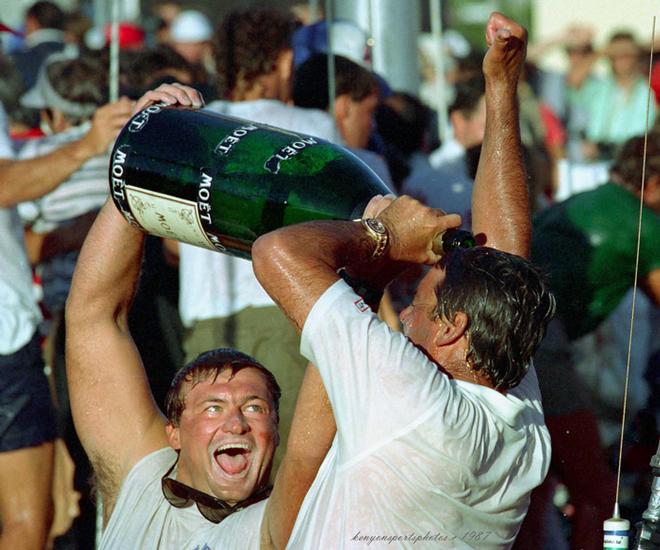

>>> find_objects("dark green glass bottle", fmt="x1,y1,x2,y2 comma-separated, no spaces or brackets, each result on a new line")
110,104,473,259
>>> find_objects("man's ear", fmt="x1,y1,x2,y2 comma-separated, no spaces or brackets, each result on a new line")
276,48,294,82
334,93,351,121
449,110,465,144
642,174,660,210
275,48,294,102
434,311,468,347
165,422,181,450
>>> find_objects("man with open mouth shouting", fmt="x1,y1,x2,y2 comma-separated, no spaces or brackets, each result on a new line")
65,198,279,547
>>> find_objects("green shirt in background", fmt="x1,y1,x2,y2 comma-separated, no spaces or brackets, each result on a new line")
532,182,660,340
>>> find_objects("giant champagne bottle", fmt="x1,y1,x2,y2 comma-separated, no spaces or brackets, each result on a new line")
110,104,474,259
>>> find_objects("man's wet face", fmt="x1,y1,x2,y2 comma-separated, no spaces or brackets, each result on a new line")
169,367,279,505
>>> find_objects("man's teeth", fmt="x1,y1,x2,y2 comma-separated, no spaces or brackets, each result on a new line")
215,442,250,454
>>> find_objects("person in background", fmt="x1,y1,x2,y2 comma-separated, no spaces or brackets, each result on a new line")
11,1,66,89
15,53,133,549
0,58,129,548
514,131,660,550
579,31,656,161
292,52,393,188
405,76,486,231
375,91,433,192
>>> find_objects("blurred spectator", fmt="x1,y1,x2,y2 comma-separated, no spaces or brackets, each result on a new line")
0,51,37,138
291,18,394,103
123,45,194,98
514,131,660,550
169,9,212,67
167,10,216,100
292,53,392,187
0,100,57,550
405,76,485,230
528,25,602,163
18,54,114,313
580,31,655,160
518,64,558,210
150,0,182,45
0,52,131,548
417,30,472,112
375,90,433,191
292,18,370,69
176,6,340,481
16,53,132,549
10,1,66,89
62,9,92,54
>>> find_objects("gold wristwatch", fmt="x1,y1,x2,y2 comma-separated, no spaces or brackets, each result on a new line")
357,218,389,259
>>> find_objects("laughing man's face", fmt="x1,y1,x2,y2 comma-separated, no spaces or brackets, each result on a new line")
168,367,279,505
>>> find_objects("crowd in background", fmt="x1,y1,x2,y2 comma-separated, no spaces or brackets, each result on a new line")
0,1,658,549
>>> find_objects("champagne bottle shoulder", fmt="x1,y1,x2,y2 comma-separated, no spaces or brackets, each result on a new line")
110,104,391,259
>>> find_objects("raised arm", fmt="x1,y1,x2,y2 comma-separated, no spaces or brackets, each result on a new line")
0,98,132,207
253,195,460,348
472,12,530,257
65,200,167,520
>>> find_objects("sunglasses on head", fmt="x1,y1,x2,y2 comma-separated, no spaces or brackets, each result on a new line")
161,457,271,523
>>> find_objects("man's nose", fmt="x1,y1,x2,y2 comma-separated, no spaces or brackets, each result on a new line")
222,409,249,434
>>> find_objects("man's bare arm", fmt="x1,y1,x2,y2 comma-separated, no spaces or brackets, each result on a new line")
260,364,335,550
65,200,167,518
472,13,530,257
0,98,132,207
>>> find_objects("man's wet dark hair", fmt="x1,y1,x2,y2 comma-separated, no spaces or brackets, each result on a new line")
165,349,281,427
213,7,298,99
434,247,555,390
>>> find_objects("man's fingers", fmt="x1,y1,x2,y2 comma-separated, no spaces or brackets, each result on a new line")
172,82,205,107
132,83,204,114
363,193,396,218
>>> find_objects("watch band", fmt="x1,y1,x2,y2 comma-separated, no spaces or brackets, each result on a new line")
356,218,389,259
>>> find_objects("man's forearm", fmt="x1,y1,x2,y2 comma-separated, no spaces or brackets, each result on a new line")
66,199,144,330
0,138,98,208
472,84,529,257
471,14,530,258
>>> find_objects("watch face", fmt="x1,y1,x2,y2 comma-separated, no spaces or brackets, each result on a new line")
366,218,386,234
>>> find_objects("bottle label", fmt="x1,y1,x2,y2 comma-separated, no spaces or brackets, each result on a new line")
124,185,226,252
603,531,629,549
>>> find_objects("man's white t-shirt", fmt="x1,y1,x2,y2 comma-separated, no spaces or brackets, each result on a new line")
289,280,551,549
100,447,264,550
178,99,341,326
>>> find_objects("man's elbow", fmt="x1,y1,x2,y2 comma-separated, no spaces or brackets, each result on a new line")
252,232,288,286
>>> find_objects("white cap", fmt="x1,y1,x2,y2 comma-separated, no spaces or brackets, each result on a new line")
328,20,369,67
170,10,212,43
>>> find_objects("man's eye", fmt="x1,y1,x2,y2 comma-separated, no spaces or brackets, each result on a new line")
244,403,265,414
206,405,222,413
